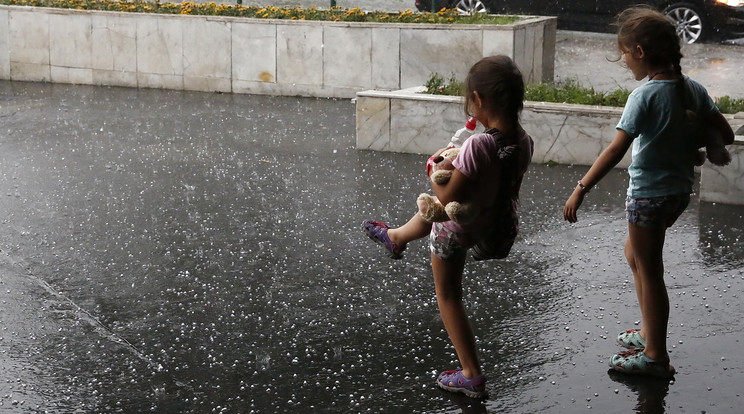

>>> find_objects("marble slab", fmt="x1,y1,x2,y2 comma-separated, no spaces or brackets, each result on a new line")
9,61,49,82
232,22,276,84
400,28,482,89
371,27,400,90
323,26,372,89
700,137,744,205
356,96,391,152
50,13,92,69
0,6,556,98
276,23,323,87
91,14,137,74
51,66,93,85
183,18,231,92
8,8,49,81
390,96,469,154
0,9,9,80
482,29,514,61
524,102,628,167
137,16,183,78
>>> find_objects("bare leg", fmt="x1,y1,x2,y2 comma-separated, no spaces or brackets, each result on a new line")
387,213,431,246
624,236,645,340
627,222,669,362
431,252,482,379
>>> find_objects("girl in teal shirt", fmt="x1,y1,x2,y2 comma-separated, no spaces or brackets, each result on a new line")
563,6,734,378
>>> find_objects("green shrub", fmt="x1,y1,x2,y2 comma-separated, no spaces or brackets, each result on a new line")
424,73,465,97
0,0,521,24
524,79,631,107
714,96,744,114
422,73,743,114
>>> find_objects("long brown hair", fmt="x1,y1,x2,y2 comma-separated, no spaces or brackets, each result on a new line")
615,6,687,103
463,55,524,133
464,55,525,204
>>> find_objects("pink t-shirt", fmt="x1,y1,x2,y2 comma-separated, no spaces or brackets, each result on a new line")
443,129,534,236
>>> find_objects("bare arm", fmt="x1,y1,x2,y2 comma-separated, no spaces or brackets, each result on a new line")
564,129,634,223
431,167,470,205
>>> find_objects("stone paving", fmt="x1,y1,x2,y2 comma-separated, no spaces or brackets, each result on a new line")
0,30,743,414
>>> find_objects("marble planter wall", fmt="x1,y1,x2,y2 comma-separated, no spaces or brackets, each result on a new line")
700,134,744,205
356,87,630,167
356,88,744,205
0,5,557,98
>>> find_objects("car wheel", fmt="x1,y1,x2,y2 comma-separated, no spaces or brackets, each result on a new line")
663,3,707,44
453,0,488,15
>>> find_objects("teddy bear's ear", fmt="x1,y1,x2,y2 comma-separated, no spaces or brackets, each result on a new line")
441,148,460,159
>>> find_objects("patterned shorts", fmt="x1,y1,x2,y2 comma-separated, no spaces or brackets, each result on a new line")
429,222,473,261
625,194,690,228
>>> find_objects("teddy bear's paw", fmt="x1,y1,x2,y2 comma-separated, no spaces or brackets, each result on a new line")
445,202,478,225
417,193,448,222
430,170,452,185
417,193,433,216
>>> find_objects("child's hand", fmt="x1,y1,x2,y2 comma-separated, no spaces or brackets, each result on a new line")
563,189,585,223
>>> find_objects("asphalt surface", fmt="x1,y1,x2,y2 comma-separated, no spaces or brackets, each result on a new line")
1,30,743,414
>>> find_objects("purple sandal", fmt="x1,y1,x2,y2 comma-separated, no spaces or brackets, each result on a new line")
362,219,405,259
436,369,487,398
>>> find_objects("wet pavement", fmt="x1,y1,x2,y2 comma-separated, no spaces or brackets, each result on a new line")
555,31,744,99
1,32,744,413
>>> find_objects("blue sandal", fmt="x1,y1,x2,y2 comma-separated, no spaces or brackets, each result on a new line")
617,329,646,349
362,219,405,259
609,349,675,378
436,369,487,398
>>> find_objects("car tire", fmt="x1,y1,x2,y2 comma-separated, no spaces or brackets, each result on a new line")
452,0,488,15
663,3,708,44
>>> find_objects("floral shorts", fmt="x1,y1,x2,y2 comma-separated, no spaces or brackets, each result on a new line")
625,194,690,228
429,222,473,261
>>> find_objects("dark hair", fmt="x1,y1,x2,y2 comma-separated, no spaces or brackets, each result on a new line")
463,55,524,131
615,6,687,102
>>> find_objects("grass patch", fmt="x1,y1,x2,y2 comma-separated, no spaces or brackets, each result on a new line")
423,73,744,114
524,80,631,107
714,96,744,114
0,1,521,24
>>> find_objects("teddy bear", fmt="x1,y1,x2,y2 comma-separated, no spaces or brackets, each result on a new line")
417,147,479,224
687,109,731,166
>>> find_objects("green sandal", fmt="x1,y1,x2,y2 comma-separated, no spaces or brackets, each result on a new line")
609,349,675,379
617,329,646,349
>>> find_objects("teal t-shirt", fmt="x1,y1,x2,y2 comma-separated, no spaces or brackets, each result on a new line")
616,76,717,198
